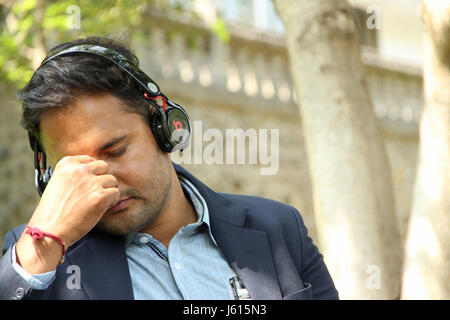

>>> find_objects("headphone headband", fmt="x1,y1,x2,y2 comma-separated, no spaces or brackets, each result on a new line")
40,44,161,97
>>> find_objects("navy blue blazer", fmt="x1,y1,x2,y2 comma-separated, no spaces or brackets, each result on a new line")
0,164,338,300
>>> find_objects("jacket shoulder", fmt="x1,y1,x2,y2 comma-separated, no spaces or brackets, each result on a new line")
218,192,302,227
219,192,294,211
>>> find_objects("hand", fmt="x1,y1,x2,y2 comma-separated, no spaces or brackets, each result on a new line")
16,155,119,273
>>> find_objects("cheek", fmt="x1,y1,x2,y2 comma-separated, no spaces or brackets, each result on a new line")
113,151,150,185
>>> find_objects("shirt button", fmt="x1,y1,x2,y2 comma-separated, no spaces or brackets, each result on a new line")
14,287,24,300
139,236,149,244
173,262,182,270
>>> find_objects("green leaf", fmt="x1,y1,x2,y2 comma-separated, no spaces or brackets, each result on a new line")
212,18,230,43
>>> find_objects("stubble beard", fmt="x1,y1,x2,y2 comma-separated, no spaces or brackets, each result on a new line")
94,162,173,237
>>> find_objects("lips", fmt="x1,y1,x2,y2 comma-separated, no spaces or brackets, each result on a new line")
108,197,132,213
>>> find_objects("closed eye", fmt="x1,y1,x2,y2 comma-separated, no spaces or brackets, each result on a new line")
107,146,127,158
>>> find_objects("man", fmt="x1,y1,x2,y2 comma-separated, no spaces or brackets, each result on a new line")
0,36,338,300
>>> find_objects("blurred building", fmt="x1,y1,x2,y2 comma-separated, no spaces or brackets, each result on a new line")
0,0,424,249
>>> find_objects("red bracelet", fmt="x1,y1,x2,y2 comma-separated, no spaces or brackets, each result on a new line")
25,226,66,264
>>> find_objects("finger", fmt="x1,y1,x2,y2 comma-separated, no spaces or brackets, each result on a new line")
85,160,109,175
97,174,118,189
72,155,96,163
55,155,95,168
103,187,120,208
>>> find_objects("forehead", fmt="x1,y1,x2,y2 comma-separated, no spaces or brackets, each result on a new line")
39,93,146,157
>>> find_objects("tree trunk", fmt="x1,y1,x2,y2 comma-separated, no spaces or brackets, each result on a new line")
31,0,47,68
273,0,402,299
401,0,450,299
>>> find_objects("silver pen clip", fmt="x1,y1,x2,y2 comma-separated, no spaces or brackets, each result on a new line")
229,276,251,300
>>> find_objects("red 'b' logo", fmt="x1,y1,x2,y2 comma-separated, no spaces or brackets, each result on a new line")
173,120,183,132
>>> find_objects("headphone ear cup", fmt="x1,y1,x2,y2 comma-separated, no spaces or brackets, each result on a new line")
38,166,53,196
166,108,191,151
149,103,191,153
43,166,53,185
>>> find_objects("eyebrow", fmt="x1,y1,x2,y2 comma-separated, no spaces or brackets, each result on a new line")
99,135,127,151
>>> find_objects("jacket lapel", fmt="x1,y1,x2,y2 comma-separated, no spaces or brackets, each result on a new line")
174,164,283,300
66,231,134,300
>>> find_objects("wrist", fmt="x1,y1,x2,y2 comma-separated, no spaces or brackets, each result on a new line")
24,226,66,263
16,232,65,274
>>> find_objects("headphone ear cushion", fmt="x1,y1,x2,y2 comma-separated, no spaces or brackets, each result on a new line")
150,111,173,152
149,105,191,153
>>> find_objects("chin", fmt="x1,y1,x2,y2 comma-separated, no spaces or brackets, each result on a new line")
96,207,161,236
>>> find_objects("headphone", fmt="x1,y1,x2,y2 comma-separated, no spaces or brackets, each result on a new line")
27,44,191,196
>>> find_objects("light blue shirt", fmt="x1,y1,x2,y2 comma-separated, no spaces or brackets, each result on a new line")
11,175,238,299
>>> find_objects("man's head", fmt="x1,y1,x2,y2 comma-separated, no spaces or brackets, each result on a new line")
18,36,175,236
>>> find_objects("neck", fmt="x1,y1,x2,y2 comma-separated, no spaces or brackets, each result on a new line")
139,167,197,248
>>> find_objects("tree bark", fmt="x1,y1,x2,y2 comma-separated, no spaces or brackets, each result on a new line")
273,0,402,298
401,0,450,299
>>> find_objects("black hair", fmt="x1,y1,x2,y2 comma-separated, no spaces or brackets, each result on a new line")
17,36,150,144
